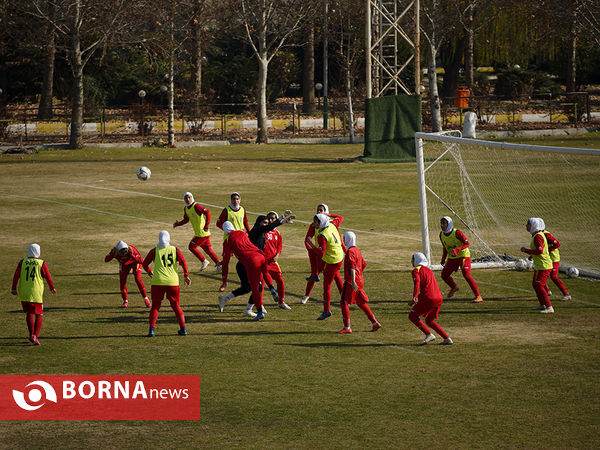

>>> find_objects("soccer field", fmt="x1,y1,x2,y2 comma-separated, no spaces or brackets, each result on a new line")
0,139,599,448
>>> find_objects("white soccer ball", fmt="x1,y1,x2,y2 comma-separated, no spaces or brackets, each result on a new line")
567,267,579,278
515,259,528,271
137,166,151,181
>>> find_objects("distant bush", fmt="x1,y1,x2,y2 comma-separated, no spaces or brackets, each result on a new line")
494,67,561,99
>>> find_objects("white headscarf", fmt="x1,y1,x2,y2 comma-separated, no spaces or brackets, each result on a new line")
343,231,356,248
222,221,235,236
27,244,41,258
158,230,171,248
229,192,241,211
442,216,453,234
528,218,544,235
315,213,329,230
318,203,329,214
267,210,278,219
184,192,194,206
116,240,128,251
536,217,545,231
412,252,429,267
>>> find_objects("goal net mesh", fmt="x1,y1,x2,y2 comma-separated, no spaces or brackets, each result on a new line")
416,132,600,277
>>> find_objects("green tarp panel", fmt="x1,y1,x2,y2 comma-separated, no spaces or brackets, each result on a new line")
362,94,422,162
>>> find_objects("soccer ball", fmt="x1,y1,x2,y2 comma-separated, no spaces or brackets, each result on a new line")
567,267,579,278
515,259,528,271
137,166,151,181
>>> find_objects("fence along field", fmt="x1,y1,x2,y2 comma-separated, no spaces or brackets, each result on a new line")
0,140,598,448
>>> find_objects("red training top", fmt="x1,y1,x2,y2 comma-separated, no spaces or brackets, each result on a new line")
264,229,282,262
412,265,443,304
343,246,366,289
104,245,144,267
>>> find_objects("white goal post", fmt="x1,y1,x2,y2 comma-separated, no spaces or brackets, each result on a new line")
415,131,600,277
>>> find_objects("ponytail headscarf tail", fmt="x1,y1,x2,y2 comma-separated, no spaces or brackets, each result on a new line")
343,231,356,248
115,240,128,251
222,221,235,236
442,216,453,234
27,244,41,258
318,203,329,214
412,252,429,267
158,230,171,248
183,192,194,205
315,213,329,230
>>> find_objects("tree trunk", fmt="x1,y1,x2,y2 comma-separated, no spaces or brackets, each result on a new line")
168,18,176,147
464,2,474,91
302,24,316,114
440,35,467,100
257,55,269,143
566,19,577,92
345,65,354,143
69,2,84,149
38,0,56,120
190,0,203,115
428,44,442,132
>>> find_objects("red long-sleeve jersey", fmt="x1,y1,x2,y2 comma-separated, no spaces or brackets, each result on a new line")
227,230,264,262
412,265,443,302
343,246,366,289
12,260,55,292
142,247,189,277
173,203,211,230
104,245,144,267
264,229,282,262
543,231,561,253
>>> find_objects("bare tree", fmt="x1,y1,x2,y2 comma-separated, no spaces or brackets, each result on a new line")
28,0,133,148
237,0,316,143
302,22,316,114
38,0,56,120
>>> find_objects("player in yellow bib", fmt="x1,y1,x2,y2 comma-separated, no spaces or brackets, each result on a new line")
309,213,345,320
216,192,250,292
173,192,222,272
520,218,554,313
11,244,56,345
142,231,191,336
439,216,483,303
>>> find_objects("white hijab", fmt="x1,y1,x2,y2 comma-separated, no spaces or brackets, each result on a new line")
184,192,194,206
442,216,453,234
318,203,329,214
229,192,241,211
343,231,356,248
412,252,429,267
315,213,329,230
27,244,41,258
158,230,171,248
222,221,235,236
116,240,128,251
528,218,544,235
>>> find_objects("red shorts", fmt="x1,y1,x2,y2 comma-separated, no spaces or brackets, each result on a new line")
444,257,471,273
21,301,43,314
411,296,442,317
341,283,369,305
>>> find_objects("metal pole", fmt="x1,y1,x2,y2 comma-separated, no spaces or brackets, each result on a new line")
323,0,329,130
415,136,431,262
415,0,420,94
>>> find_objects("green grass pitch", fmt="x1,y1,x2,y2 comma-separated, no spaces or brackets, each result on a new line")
0,135,599,448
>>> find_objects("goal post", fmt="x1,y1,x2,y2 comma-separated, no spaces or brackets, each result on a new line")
415,131,600,277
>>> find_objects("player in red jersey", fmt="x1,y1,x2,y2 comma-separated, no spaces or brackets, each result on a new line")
537,218,571,302
216,192,250,292
11,244,56,345
409,252,453,345
337,232,381,334
220,221,267,321
521,218,554,313
142,231,190,336
104,240,151,308
302,204,343,304
439,216,483,303
173,192,221,272
265,211,292,310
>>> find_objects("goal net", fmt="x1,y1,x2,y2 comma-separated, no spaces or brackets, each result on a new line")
415,131,600,278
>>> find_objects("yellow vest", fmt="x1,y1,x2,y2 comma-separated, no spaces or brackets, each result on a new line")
440,230,470,259
531,232,553,271
186,204,210,237
152,246,179,286
18,258,44,303
320,224,344,265
223,206,246,241
543,231,560,263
